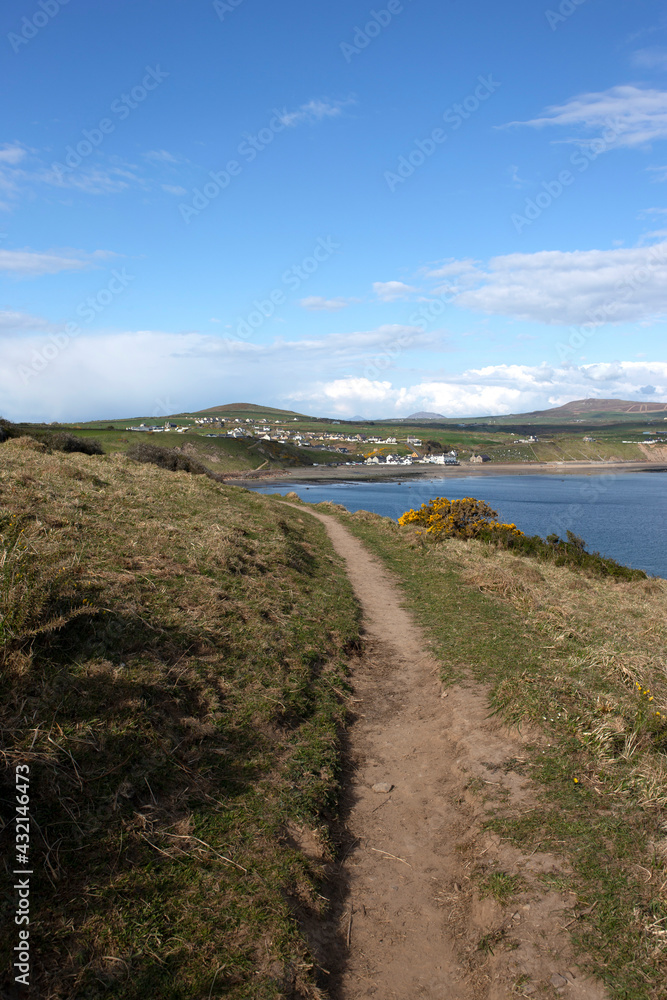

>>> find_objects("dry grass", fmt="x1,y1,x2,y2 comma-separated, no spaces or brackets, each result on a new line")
450,540,667,766
0,442,359,999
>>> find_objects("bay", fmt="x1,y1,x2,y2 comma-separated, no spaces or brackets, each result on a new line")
250,472,667,579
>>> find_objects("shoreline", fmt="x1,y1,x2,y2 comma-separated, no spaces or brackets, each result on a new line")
224,460,667,487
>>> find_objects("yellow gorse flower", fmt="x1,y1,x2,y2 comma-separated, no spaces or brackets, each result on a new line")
398,496,524,540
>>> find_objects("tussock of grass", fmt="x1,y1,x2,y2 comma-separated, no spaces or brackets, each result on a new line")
478,870,525,905
340,509,667,1000
0,442,359,999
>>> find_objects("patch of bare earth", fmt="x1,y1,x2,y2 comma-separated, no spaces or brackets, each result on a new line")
284,505,609,1000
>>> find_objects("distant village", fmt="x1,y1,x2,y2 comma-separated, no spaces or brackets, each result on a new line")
124,415,476,465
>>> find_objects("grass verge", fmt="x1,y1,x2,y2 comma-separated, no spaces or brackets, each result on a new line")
0,441,359,999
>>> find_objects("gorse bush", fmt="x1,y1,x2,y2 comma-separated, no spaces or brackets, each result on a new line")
398,496,523,540
480,525,647,581
399,496,647,581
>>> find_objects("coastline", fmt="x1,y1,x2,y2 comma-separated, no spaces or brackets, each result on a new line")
224,459,667,487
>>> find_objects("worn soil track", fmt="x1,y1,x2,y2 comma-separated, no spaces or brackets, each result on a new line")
284,504,609,1000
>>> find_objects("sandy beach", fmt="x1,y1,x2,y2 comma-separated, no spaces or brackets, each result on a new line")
225,459,667,487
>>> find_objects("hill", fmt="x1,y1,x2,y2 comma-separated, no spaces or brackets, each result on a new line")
1,420,345,475
522,397,667,419
0,439,358,999
400,397,667,423
197,402,307,417
405,410,447,419
3,440,665,998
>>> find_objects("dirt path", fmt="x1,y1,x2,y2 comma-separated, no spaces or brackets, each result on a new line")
283,504,609,1000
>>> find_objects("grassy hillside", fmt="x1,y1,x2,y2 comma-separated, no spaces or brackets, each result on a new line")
2,434,665,997
18,401,667,470
318,503,667,999
57,422,667,466
0,440,359,999
197,403,308,419
2,423,344,474
522,398,667,420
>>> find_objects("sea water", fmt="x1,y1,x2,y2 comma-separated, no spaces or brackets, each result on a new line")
250,472,667,578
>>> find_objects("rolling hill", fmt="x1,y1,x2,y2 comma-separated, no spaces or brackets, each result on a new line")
406,410,447,419
522,397,667,418
197,402,308,417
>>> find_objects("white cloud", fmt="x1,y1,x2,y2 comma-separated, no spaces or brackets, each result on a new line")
0,325,436,421
0,309,55,334
506,85,667,148
0,248,93,277
0,150,141,205
2,317,665,423
631,47,667,71
435,243,667,325
181,325,429,362
300,296,349,312
647,164,667,181
278,98,354,127
0,143,27,166
373,280,417,302
425,258,479,285
145,149,182,164
0,142,182,207
290,361,667,418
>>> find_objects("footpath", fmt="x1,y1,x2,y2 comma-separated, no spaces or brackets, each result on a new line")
285,504,609,1000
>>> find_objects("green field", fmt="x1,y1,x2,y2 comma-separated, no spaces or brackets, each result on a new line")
5,395,667,473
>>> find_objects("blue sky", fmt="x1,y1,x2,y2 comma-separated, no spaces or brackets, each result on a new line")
2,0,667,420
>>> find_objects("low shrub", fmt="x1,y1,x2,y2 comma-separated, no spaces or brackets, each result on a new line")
126,441,224,481
399,496,647,581
126,441,207,472
0,419,23,443
399,496,523,540
0,422,104,456
48,432,104,456
480,525,647,581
